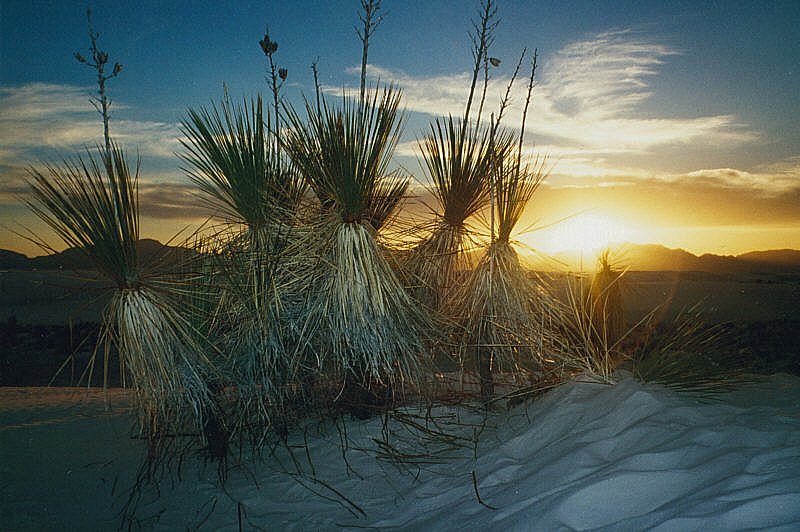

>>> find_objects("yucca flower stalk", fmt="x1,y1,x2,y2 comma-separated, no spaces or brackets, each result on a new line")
25,144,214,452
283,86,429,406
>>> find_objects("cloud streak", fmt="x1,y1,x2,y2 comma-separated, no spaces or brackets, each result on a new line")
356,29,758,186
680,158,800,194
0,83,180,166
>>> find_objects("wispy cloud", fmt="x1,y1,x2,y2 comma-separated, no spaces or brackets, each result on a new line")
0,83,180,166
138,182,211,219
0,82,192,227
355,29,755,163
0,83,95,121
680,160,800,195
541,29,675,120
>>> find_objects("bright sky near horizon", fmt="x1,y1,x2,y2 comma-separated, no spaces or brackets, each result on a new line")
1,0,799,258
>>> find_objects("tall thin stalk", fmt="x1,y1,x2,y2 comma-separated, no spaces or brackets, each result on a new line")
462,0,498,134
311,58,322,117
357,0,383,105
74,8,122,173
259,28,288,172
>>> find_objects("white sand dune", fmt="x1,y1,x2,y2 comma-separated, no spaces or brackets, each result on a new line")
2,375,799,530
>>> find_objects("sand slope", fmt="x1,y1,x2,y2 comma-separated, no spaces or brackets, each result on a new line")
2,376,799,530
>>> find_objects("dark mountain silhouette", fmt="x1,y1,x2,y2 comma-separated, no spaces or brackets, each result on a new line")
0,249,30,270
737,249,800,267
525,243,800,273
2,240,799,273
0,239,198,271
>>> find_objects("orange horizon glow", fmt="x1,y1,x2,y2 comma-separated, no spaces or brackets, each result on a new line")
3,208,800,260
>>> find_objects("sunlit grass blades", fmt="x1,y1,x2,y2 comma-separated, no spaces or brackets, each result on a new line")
553,255,644,382
25,145,214,450
589,251,625,348
554,274,624,382
631,305,760,399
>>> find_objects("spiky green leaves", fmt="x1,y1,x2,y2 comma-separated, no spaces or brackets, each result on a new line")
283,86,408,229
26,144,140,287
410,119,514,309
493,151,547,244
180,95,302,232
420,117,513,228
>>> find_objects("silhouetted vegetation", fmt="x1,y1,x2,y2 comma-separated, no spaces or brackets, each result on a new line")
14,2,797,483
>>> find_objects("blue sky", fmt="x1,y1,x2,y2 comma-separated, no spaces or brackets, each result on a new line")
1,0,799,256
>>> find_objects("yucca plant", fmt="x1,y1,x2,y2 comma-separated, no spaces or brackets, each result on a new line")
552,274,619,382
554,253,643,382
589,250,626,348
406,0,506,312
283,86,430,414
449,148,553,399
195,236,302,445
410,117,514,310
25,144,214,454
180,94,306,444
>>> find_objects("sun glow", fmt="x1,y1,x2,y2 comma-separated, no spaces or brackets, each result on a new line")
525,212,643,256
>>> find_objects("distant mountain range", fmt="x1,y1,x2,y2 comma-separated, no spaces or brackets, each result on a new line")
0,239,196,271
527,244,800,273
2,240,800,273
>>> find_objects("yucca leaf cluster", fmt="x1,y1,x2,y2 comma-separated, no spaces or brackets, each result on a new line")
180,95,303,234
27,147,139,287
284,86,407,228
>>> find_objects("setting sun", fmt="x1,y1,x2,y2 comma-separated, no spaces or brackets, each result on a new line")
524,212,643,256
